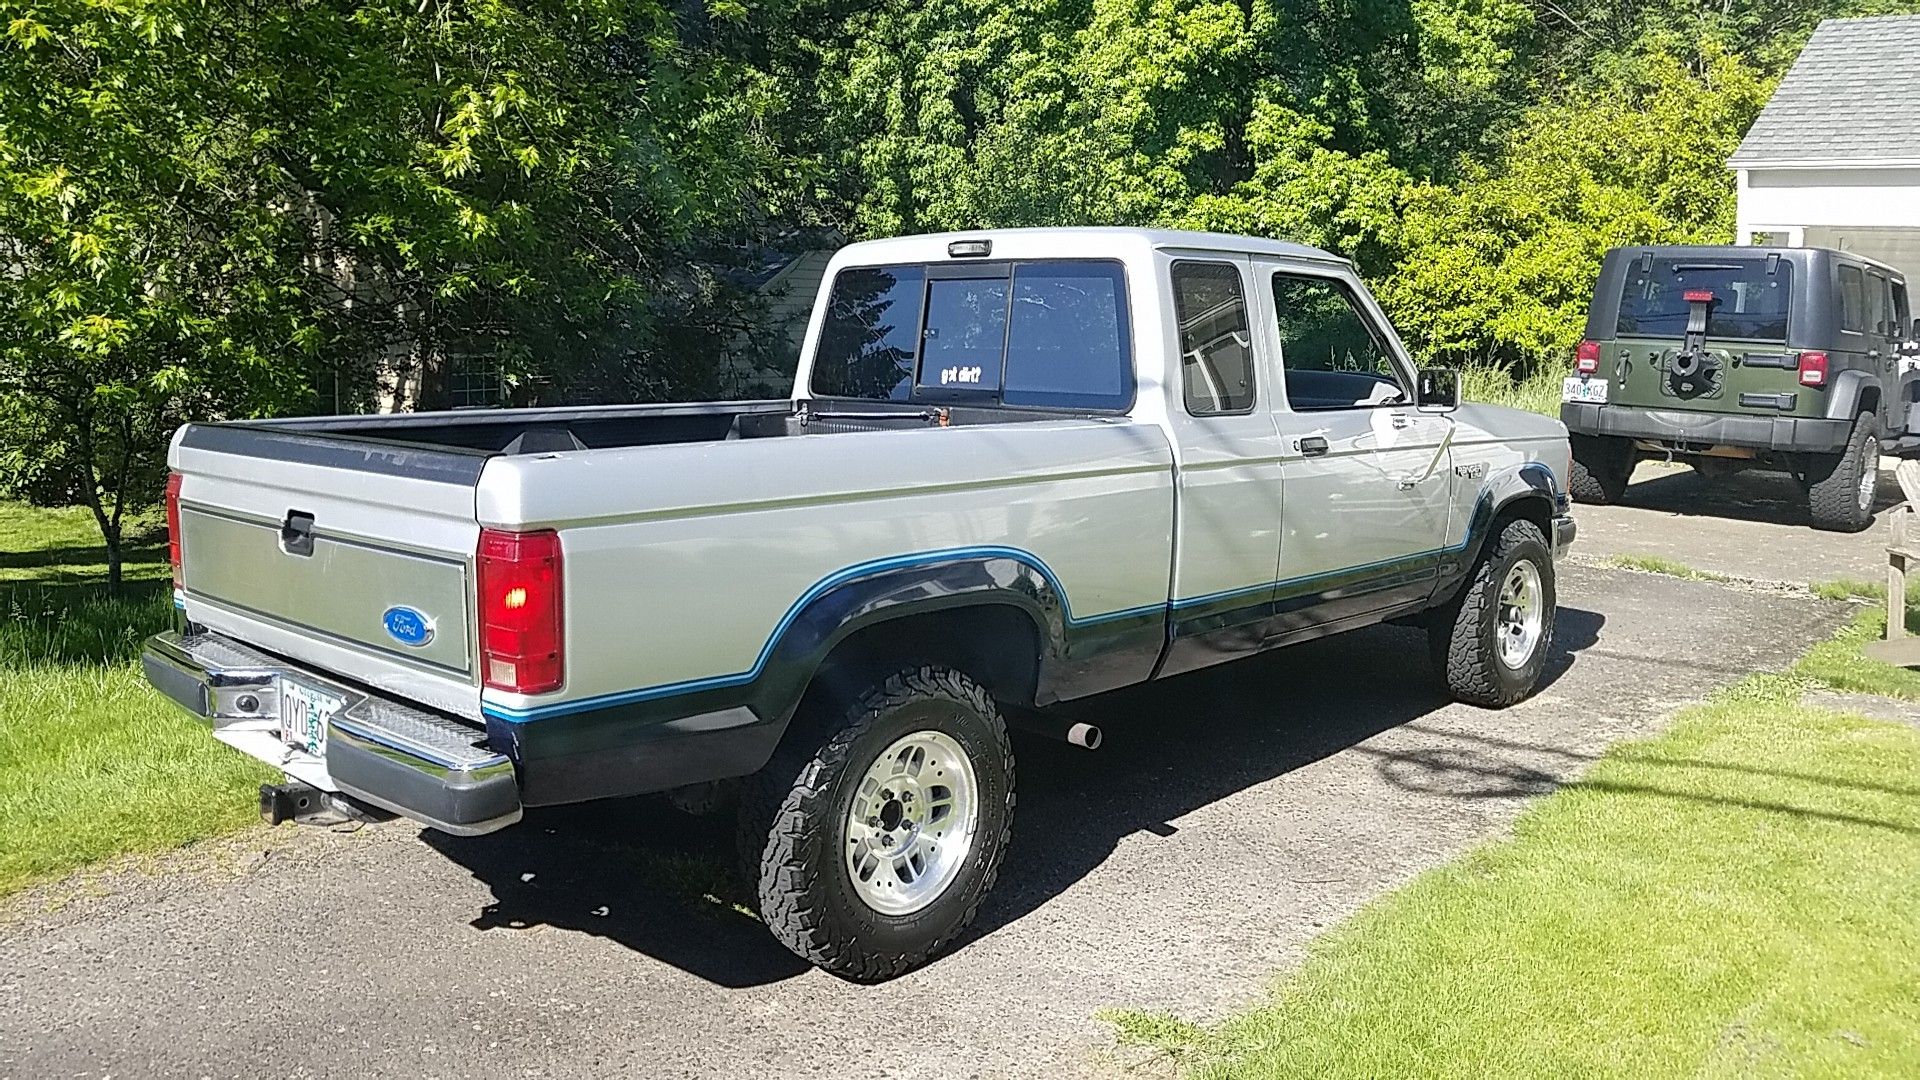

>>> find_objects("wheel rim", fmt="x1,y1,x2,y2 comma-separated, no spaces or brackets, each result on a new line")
1496,560,1545,670
1858,446,1876,513
843,729,979,916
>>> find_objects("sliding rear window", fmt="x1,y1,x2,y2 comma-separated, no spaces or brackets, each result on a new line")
1616,257,1792,340
809,260,1133,411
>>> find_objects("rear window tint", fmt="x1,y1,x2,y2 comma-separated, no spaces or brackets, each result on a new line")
811,260,1133,410
1616,258,1792,340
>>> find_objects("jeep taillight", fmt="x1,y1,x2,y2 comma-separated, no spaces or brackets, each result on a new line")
478,528,564,695
1575,340,1602,375
1798,351,1829,388
165,472,184,589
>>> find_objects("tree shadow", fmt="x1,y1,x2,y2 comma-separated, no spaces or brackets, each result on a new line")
0,543,167,573
1356,737,1918,835
423,606,1607,987
1617,463,1901,527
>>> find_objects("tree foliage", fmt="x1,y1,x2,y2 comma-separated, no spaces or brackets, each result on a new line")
2,0,1916,578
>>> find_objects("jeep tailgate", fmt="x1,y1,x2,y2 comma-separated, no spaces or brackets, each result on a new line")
170,423,485,720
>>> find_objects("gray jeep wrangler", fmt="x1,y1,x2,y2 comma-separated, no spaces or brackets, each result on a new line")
1563,245,1920,531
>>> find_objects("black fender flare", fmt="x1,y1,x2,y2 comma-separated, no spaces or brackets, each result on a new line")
1824,368,1878,423
752,549,1066,715
1438,461,1560,603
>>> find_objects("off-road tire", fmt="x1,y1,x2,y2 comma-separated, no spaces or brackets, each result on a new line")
1568,434,1632,504
737,664,1015,982
1429,518,1556,708
1806,412,1878,533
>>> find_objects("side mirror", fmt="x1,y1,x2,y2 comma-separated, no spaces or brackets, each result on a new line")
1416,367,1460,411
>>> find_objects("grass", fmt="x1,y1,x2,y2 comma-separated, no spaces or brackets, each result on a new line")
1603,553,1738,584
0,501,273,898
1459,363,1562,417
1109,671,1920,1077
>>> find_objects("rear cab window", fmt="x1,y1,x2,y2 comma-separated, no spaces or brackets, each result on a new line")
810,260,1134,411
1617,256,1793,340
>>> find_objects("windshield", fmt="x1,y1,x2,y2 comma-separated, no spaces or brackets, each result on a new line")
810,260,1134,411
1616,257,1792,340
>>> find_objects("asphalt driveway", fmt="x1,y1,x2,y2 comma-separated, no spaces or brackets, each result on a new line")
1573,459,1901,584
0,559,1849,1079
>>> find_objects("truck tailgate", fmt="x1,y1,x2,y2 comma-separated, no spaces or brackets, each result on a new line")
171,424,486,719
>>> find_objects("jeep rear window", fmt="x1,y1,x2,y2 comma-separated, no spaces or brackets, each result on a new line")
810,260,1133,410
1615,258,1792,340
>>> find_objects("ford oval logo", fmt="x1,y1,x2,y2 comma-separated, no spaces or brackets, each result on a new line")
382,606,434,647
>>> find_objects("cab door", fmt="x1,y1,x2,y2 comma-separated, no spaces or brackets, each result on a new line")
1257,259,1455,639
1157,254,1289,678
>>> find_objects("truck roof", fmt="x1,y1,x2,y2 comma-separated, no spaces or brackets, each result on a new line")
831,227,1349,267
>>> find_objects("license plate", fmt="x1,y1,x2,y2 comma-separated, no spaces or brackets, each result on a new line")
1563,376,1608,404
280,679,343,757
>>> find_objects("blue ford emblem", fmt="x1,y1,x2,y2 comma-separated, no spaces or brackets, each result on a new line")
382,606,434,647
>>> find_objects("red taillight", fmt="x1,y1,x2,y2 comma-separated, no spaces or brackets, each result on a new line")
165,472,184,589
1798,350,1829,388
1575,339,1602,375
1682,289,1715,304
477,528,564,694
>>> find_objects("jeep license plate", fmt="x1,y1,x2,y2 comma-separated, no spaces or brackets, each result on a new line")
280,679,342,758
1562,377,1607,404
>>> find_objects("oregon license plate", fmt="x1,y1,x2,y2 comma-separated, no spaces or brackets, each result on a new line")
280,679,343,757
1562,376,1608,404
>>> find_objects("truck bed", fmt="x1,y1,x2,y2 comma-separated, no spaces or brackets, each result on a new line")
240,399,1063,456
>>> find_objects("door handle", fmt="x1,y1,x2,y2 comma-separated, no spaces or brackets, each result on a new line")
1297,436,1329,457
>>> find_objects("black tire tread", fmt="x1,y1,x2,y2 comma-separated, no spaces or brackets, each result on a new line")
1807,412,1876,533
738,664,1014,982
1568,435,1630,504
1432,519,1554,708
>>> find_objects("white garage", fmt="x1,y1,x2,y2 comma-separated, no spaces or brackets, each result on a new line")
1731,15,1920,283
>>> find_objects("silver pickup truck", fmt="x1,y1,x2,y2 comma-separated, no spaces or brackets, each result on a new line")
144,227,1574,979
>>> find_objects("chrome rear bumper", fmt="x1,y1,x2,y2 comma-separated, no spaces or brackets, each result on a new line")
142,631,522,836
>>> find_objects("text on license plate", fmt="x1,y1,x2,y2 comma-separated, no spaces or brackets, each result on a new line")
1562,376,1608,404
280,680,344,757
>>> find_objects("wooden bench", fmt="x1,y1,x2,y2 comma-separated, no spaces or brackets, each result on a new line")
1864,459,1920,666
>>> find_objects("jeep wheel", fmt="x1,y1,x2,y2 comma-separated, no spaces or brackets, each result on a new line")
738,664,1014,982
1568,434,1632,504
1806,412,1878,533
1430,518,1557,708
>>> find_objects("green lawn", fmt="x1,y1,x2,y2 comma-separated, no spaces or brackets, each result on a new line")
0,502,272,897
1110,672,1920,1077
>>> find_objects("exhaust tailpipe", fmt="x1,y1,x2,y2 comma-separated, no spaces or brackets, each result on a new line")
1006,710,1102,750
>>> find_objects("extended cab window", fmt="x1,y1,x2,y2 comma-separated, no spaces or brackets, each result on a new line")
1617,257,1792,340
1271,273,1407,410
810,260,1133,410
1173,261,1255,414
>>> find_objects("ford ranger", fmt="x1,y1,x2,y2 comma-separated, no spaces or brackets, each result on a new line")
142,228,1576,980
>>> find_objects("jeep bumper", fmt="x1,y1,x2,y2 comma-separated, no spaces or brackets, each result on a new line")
1561,403,1852,454
141,631,522,836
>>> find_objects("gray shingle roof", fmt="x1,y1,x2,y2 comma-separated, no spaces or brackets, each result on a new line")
1730,15,1920,166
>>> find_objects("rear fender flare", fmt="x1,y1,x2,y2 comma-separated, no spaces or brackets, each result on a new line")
750,551,1066,723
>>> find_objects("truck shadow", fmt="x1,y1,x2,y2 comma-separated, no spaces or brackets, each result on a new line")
422,606,1605,988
